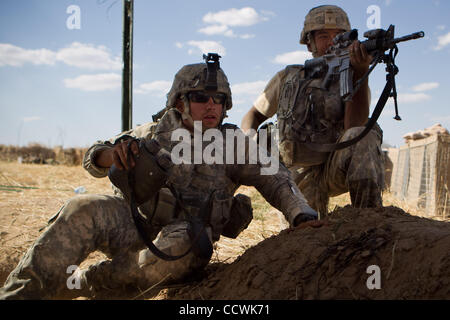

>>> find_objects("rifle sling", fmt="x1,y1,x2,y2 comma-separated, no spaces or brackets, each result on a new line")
302,73,394,153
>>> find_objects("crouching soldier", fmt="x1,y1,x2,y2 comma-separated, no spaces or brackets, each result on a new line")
0,55,318,300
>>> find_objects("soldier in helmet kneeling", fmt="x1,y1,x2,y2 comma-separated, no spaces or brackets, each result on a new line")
0,55,318,300
241,5,385,217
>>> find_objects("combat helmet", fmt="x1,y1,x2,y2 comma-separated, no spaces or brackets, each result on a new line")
299,5,351,49
166,54,232,127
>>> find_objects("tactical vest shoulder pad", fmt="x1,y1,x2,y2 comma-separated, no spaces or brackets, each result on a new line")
284,65,306,85
284,64,304,75
285,64,304,70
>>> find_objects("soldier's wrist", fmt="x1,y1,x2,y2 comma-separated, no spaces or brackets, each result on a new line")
292,207,318,227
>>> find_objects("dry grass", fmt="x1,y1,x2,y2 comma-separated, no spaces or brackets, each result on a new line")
0,161,113,281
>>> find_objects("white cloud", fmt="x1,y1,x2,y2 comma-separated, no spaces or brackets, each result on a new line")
186,41,226,56
0,42,121,70
0,43,56,67
412,82,440,92
397,92,431,103
198,24,229,36
199,7,267,39
56,42,122,70
372,92,432,111
203,7,267,27
135,80,172,96
231,80,267,96
272,51,313,65
238,34,255,40
434,32,450,50
23,116,42,123
63,73,121,91
231,80,268,106
372,92,431,106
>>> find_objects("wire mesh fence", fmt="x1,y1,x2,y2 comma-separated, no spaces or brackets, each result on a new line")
386,134,450,219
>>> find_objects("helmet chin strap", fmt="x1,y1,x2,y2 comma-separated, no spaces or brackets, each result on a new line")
219,106,228,126
180,95,195,129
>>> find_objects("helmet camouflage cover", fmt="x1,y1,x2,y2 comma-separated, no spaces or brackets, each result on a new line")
300,5,351,44
166,62,232,111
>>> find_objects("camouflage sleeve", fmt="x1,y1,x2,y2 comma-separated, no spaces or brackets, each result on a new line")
228,161,310,227
223,126,312,226
83,143,114,178
83,122,157,178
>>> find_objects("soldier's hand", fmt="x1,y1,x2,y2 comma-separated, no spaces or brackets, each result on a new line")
296,219,327,229
349,41,372,79
112,140,139,170
293,208,327,229
293,207,318,227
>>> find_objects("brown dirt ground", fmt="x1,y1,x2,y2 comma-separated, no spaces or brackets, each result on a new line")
0,161,449,299
167,206,450,300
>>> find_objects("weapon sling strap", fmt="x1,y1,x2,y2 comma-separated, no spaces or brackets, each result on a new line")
303,49,398,153
125,140,212,261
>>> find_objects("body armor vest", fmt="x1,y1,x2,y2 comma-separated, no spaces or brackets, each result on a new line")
277,65,345,167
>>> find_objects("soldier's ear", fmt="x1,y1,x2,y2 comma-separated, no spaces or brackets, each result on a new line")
306,32,314,53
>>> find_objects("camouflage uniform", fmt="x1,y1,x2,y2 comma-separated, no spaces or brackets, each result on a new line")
0,64,314,300
253,5,384,217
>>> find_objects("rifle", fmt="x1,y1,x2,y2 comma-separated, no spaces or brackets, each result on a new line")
302,25,424,152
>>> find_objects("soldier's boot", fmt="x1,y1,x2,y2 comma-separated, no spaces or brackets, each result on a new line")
348,178,383,208
137,225,212,291
76,259,132,299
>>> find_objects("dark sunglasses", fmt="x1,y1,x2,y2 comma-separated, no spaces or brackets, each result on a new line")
187,91,226,105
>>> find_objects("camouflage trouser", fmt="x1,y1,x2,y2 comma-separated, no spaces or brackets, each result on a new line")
0,194,211,300
290,126,385,218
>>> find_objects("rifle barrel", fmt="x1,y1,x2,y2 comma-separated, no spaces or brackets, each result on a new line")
393,31,425,44
362,30,424,53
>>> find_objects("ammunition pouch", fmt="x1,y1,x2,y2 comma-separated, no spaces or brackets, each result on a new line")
108,139,173,206
221,193,253,239
149,188,177,226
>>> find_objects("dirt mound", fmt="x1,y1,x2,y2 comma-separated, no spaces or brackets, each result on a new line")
169,206,450,299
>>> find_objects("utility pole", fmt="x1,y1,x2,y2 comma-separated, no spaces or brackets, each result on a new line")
121,0,133,132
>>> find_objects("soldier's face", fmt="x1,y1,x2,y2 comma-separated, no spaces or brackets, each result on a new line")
177,92,224,129
190,95,223,129
312,28,344,56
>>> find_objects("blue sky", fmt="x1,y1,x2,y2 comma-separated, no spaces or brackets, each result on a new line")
0,0,449,148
